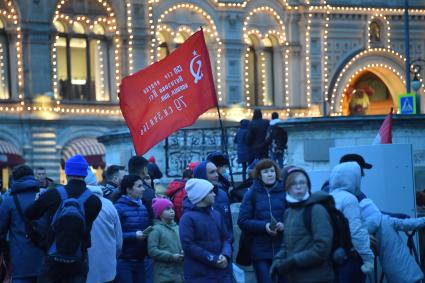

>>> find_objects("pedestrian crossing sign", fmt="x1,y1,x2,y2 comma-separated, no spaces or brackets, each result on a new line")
398,93,416,114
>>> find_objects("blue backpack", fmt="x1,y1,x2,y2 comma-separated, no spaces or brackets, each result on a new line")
48,186,92,263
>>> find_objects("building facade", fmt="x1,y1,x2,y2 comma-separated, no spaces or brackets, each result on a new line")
1,0,425,186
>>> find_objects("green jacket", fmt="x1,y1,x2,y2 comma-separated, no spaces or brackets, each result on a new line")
148,220,184,283
277,192,334,283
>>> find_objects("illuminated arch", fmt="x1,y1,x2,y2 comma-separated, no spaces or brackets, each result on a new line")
152,3,224,102
242,6,287,109
52,0,121,101
329,48,408,114
243,6,286,43
0,0,24,106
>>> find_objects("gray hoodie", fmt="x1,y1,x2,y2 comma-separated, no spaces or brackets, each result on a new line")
330,162,374,265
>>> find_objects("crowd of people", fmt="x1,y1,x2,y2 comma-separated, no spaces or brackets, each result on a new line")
0,109,424,283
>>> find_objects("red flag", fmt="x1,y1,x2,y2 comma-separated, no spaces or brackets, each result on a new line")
373,108,393,145
119,30,218,155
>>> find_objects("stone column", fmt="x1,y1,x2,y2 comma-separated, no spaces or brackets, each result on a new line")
21,22,53,99
220,11,244,105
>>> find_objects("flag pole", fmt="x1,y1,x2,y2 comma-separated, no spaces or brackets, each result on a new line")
199,25,236,189
215,102,236,190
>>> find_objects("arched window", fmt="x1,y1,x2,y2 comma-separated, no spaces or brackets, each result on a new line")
54,20,110,101
246,37,259,106
0,19,10,100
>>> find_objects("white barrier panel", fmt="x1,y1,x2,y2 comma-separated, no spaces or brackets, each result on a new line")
330,144,416,217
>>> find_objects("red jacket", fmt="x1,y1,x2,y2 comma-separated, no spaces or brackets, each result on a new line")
166,179,188,222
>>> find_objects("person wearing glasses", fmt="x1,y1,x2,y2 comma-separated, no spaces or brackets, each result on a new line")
271,167,334,283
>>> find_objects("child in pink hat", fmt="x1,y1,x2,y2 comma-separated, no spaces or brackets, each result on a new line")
148,198,184,283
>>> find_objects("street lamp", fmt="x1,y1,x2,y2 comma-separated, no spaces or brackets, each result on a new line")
410,59,425,113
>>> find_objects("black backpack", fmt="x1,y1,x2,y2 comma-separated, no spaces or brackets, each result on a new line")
48,186,92,263
266,125,288,154
303,195,353,265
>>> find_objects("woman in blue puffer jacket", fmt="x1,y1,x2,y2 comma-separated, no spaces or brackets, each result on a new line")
115,174,152,283
238,159,287,283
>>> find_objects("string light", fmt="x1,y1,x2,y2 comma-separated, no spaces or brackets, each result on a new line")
1,0,423,118
244,46,251,107
323,9,330,102
260,52,267,105
98,40,106,101
126,0,134,74
149,0,297,9
243,6,286,110
284,48,290,116
305,13,312,108
0,1,25,103
367,14,391,49
153,4,224,103
52,0,119,102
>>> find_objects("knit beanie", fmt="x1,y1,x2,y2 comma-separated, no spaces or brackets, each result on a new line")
152,198,174,218
282,166,311,192
193,161,209,180
207,152,229,167
65,154,89,177
185,178,214,205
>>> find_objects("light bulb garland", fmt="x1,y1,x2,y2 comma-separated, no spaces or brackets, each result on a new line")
242,6,286,110
0,1,24,104
52,0,119,103
338,63,406,114
1,0,424,118
305,12,312,108
323,9,330,102
152,3,224,102
149,0,296,9
244,46,251,107
367,14,391,49
126,0,134,74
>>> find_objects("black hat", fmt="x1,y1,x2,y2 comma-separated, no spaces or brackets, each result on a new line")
207,152,229,167
339,154,372,169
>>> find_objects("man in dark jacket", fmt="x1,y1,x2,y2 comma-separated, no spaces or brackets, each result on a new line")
246,108,270,160
25,154,102,283
266,112,287,168
147,156,163,180
0,165,45,282
102,164,125,201
234,119,252,182
180,178,232,282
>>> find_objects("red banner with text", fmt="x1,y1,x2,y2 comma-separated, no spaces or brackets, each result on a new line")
119,30,218,155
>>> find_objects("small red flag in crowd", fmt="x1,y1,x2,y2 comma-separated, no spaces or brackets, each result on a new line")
119,29,218,155
373,108,393,145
